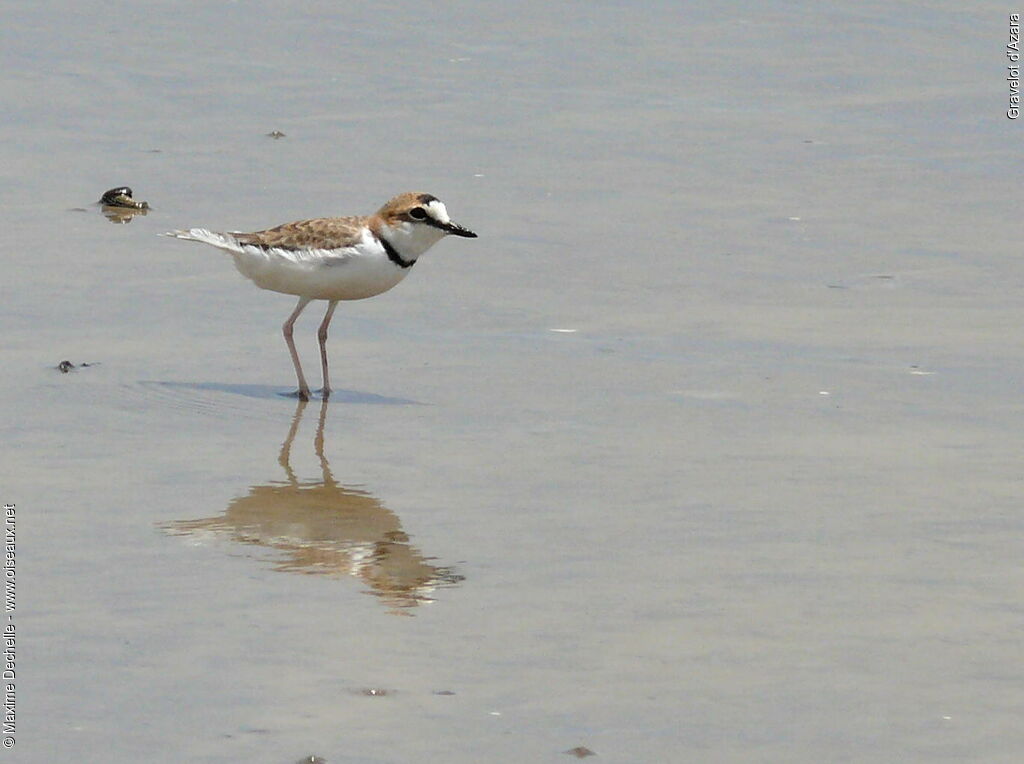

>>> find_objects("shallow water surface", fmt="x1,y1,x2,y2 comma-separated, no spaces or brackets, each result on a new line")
3,1,1023,761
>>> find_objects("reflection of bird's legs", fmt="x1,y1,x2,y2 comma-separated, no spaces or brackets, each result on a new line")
317,300,339,398
282,296,312,400
278,399,308,484
315,398,335,487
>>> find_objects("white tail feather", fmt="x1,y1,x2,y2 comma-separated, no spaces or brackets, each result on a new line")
161,228,242,252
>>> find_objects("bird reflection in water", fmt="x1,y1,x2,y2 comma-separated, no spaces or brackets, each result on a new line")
101,205,148,224
162,400,463,614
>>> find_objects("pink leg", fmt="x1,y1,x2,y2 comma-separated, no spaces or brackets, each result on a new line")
283,297,312,400
317,300,339,398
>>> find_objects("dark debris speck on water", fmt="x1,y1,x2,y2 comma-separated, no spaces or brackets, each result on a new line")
57,360,96,373
564,746,596,758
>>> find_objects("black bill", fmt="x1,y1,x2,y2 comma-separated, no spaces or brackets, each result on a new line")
444,221,477,238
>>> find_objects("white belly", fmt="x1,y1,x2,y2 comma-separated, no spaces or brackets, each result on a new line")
231,246,410,301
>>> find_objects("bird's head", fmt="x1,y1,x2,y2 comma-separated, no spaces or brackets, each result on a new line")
374,192,477,258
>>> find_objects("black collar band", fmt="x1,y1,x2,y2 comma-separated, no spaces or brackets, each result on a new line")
379,236,415,269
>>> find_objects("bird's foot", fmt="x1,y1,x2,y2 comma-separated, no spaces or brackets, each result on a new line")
281,388,311,401
317,387,332,400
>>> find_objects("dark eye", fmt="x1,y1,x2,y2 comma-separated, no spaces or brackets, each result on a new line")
409,207,427,220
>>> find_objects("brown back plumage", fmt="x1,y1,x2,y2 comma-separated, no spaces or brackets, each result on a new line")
232,216,369,251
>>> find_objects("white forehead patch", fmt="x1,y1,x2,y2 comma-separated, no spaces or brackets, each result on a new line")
426,200,450,224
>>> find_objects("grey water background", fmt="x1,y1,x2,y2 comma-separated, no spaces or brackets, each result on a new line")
3,1,1022,761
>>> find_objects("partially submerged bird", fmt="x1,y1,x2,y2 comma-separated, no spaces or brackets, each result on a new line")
100,186,149,209
166,192,477,400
